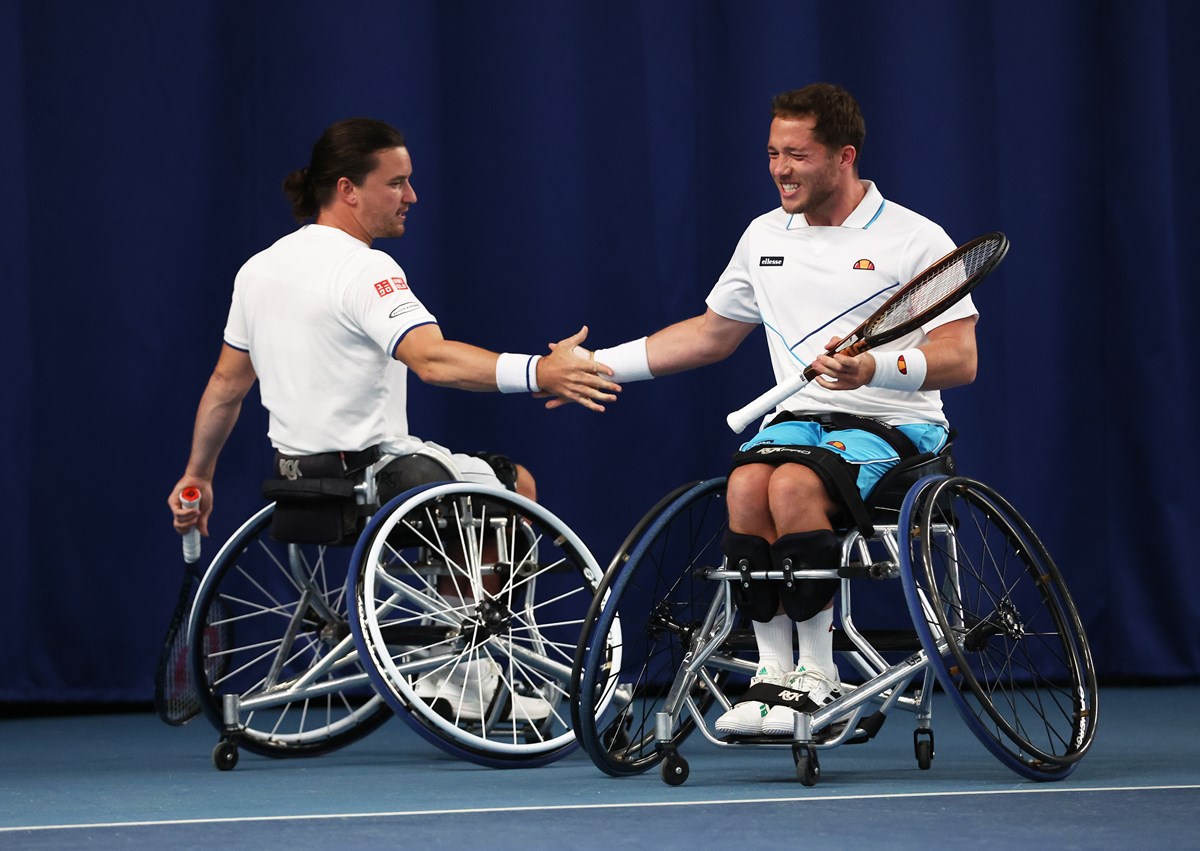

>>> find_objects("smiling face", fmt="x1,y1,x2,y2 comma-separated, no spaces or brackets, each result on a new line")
767,115,848,220
353,146,418,240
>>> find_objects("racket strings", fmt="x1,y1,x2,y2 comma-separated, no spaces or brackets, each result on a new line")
158,598,231,726
866,239,1001,336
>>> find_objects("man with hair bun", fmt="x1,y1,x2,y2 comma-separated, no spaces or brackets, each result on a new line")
168,117,616,717
171,116,617,531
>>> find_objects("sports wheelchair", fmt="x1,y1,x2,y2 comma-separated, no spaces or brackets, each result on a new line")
186,441,605,770
569,445,1099,786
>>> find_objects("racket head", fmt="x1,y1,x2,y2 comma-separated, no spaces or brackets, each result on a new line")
154,569,230,726
852,231,1008,349
154,567,200,725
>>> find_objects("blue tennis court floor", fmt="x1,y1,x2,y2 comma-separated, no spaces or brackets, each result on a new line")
1,685,1197,849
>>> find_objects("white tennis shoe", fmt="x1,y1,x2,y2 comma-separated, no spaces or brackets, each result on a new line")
761,666,844,736
420,658,501,720
714,663,785,735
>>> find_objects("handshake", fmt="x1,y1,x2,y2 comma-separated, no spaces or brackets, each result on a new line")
532,325,651,413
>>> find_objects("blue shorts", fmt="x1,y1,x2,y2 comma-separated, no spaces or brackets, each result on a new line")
739,420,949,498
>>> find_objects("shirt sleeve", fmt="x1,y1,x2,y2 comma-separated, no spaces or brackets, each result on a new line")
222,268,250,351
341,249,438,357
705,228,761,324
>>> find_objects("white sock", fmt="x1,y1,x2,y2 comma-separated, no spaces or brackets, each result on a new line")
796,606,837,681
752,613,794,674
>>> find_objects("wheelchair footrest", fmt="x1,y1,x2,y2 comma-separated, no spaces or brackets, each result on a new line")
718,711,887,747
817,710,887,744
718,733,800,745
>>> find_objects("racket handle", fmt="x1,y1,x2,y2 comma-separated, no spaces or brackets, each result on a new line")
726,370,813,434
180,487,201,564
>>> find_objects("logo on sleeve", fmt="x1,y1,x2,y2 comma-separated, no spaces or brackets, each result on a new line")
389,302,420,319
391,276,408,290
852,259,875,270
374,279,394,297
759,256,784,267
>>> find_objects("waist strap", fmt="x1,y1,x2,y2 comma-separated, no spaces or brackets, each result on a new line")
273,445,382,481
767,411,919,460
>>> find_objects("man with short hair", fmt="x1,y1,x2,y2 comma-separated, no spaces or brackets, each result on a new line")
584,83,978,735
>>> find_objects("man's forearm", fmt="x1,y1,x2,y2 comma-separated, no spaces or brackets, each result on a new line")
646,311,754,376
184,390,244,480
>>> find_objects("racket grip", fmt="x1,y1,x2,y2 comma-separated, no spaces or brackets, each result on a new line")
726,371,812,434
180,487,201,564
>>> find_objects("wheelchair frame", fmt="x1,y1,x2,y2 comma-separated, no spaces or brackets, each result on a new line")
185,445,607,770
570,453,1098,786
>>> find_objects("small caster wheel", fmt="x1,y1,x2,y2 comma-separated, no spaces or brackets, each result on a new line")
914,728,935,770
915,740,933,770
660,754,690,786
213,740,239,771
793,744,820,786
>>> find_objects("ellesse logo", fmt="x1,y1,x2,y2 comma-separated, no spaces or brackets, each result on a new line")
852,259,875,270
759,256,784,267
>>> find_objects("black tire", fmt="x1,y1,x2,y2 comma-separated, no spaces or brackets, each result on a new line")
573,478,733,776
915,737,933,770
660,752,690,786
794,744,820,786
188,505,391,758
900,476,1098,781
212,740,239,771
568,480,699,749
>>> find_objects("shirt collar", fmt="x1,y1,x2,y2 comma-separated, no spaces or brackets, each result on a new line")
305,223,371,247
785,180,886,230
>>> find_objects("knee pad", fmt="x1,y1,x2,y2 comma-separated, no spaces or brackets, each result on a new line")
472,451,519,492
771,530,839,622
722,531,778,622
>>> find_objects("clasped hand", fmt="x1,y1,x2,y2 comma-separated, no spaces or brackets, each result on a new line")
537,326,620,412
810,336,875,391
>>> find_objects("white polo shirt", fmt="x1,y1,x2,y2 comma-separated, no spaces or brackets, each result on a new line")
224,224,437,455
706,181,977,428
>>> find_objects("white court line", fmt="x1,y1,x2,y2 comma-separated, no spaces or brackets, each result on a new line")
2,784,1198,833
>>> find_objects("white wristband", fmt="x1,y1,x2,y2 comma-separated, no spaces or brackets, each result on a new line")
867,348,927,391
593,337,654,383
496,353,542,394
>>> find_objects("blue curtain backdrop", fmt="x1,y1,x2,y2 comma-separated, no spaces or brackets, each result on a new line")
2,0,1197,702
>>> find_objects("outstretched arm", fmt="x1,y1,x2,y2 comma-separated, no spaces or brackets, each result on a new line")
644,308,758,375
394,323,621,412
545,309,757,409
168,344,258,537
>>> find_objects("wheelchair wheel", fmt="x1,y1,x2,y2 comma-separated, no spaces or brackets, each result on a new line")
348,482,605,768
899,475,1098,781
187,504,391,758
573,478,731,776
568,480,699,748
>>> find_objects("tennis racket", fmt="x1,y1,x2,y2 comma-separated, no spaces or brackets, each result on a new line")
726,231,1009,433
154,487,205,726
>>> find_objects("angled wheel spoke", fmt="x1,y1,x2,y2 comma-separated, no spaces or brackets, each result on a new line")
901,477,1098,781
